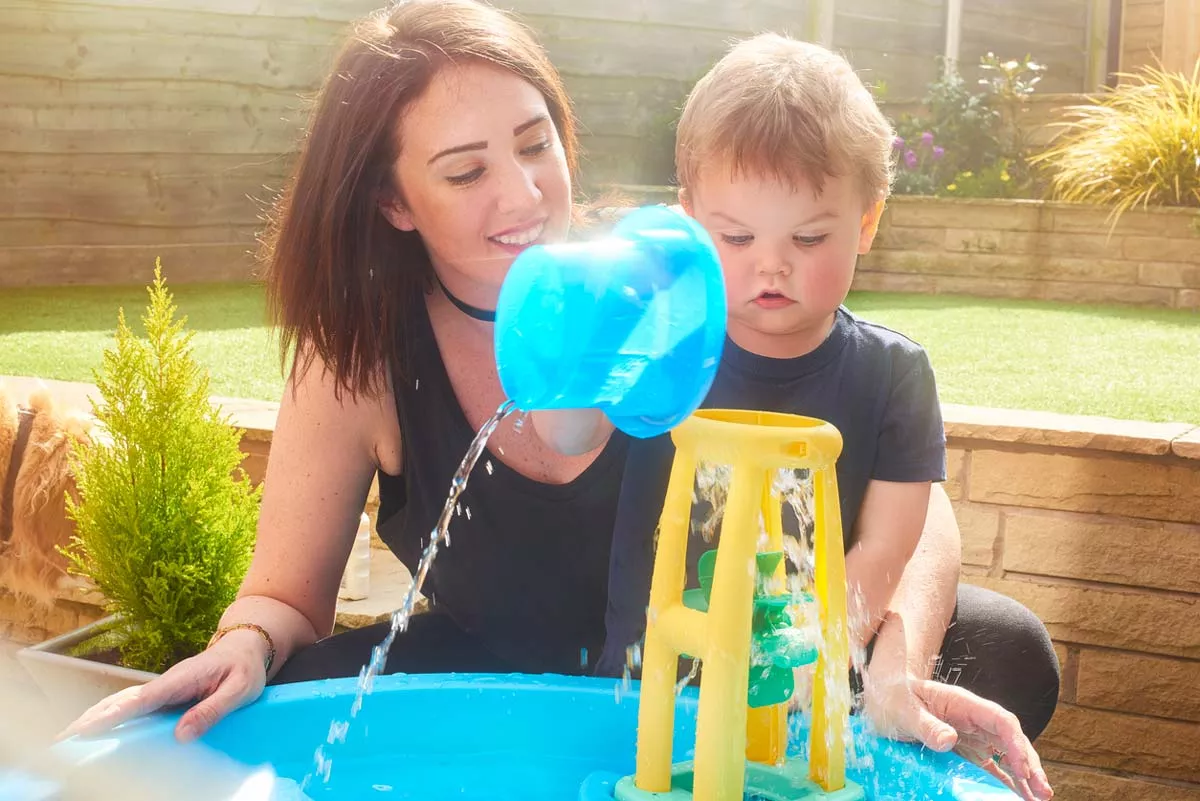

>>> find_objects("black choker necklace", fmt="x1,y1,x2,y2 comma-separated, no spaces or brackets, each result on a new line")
435,275,496,323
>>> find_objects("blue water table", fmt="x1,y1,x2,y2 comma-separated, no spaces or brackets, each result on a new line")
1,207,1017,801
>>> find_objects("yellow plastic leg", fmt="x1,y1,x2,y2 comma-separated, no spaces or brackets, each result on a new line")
633,444,698,793
746,471,788,767
746,704,788,766
809,467,850,792
691,461,762,801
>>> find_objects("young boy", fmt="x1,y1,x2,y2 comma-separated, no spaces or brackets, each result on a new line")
593,33,946,678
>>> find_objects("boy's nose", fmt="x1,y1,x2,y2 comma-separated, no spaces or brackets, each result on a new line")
755,255,792,276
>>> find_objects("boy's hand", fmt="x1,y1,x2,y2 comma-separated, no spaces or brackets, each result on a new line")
862,658,1053,801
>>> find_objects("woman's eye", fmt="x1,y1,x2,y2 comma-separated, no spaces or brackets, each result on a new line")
521,139,552,157
720,234,753,246
446,167,484,186
795,234,827,246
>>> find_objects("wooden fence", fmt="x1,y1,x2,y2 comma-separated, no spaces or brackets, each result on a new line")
2,0,1111,286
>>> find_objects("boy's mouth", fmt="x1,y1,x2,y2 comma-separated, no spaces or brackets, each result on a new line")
753,290,794,309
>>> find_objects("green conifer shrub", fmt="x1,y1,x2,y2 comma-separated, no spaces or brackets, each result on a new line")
63,263,261,672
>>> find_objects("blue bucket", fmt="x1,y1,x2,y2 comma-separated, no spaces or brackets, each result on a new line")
494,205,727,439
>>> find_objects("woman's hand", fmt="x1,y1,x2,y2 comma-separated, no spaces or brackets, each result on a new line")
59,629,269,743
862,667,1054,801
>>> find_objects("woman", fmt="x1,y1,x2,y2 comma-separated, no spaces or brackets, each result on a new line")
63,2,1054,797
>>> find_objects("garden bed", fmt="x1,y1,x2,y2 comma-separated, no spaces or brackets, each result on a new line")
859,196,1200,310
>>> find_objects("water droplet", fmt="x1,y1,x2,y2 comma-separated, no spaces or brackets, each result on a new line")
485,459,494,475
465,506,472,520
415,378,420,390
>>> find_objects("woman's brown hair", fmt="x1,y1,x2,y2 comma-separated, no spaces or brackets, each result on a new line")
262,0,579,398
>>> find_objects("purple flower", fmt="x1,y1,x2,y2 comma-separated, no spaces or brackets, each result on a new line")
921,131,934,146
904,149,918,169
893,135,905,151
932,145,945,161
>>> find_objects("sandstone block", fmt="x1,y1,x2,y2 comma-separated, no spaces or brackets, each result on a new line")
942,228,1039,256
1053,642,1074,702
1140,263,1200,289
970,450,1200,524
888,197,1042,231
941,404,1192,456
1038,231,1123,259
943,447,968,500
1179,289,1200,309
1002,510,1200,593
850,271,937,294
952,501,1000,567
1076,649,1200,723
1125,235,1200,264
966,576,1200,659
1047,204,1200,239
1174,427,1200,461
873,225,945,251
1031,279,1176,307
1045,761,1200,801
1040,256,1140,284
1040,703,1200,783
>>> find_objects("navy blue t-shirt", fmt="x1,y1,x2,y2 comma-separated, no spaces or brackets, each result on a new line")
595,307,947,677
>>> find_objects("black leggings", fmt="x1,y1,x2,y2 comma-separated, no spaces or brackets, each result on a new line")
272,583,1059,741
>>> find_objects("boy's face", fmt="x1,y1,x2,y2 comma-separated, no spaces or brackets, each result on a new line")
682,167,882,359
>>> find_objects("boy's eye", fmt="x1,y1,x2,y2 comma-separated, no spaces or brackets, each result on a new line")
521,139,552,157
795,234,827,246
446,167,484,186
720,233,753,246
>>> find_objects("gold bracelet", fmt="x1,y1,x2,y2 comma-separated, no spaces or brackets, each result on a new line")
208,623,276,673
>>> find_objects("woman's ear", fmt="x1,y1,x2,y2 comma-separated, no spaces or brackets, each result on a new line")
378,190,416,232
857,199,885,255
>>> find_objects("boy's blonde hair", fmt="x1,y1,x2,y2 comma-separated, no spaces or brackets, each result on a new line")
676,33,894,205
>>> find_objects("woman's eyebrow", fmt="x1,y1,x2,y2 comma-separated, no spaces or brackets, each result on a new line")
428,114,549,165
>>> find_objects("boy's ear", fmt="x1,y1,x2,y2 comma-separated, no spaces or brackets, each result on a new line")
857,199,885,255
378,190,416,232
677,187,693,217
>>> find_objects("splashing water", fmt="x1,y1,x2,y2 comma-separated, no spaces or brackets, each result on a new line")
675,658,701,695
301,399,517,792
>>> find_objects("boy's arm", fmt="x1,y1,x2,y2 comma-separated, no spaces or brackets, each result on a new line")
531,408,614,455
845,478,931,649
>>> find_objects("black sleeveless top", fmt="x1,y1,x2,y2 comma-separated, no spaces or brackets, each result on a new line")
375,296,629,675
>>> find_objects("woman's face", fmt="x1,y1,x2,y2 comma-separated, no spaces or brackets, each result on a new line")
383,60,572,305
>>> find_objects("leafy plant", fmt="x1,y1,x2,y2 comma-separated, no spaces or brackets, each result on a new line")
943,159,1024,199
890,53,1045,197
1033,62,1200,224
891,131,946,195
64,262,260,672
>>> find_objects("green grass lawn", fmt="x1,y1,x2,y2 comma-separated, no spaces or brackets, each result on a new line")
0,283,285,402
1,283,1197,423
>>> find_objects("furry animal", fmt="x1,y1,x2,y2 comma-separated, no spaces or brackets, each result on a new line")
0,383,93,607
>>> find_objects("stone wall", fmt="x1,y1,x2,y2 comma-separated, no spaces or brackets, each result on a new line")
857,196,1200,309
4,388,1199,798
945,404,1200,798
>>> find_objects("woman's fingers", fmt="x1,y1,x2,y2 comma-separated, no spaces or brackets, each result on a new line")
58,657,219,740
174,668,258,742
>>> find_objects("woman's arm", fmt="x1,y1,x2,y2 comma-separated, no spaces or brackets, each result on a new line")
228,358,390,667
531,408,614,455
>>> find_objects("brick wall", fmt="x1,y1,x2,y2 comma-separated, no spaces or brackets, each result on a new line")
4,393,1199,798
945,404,1200,798
857,196,1200,309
